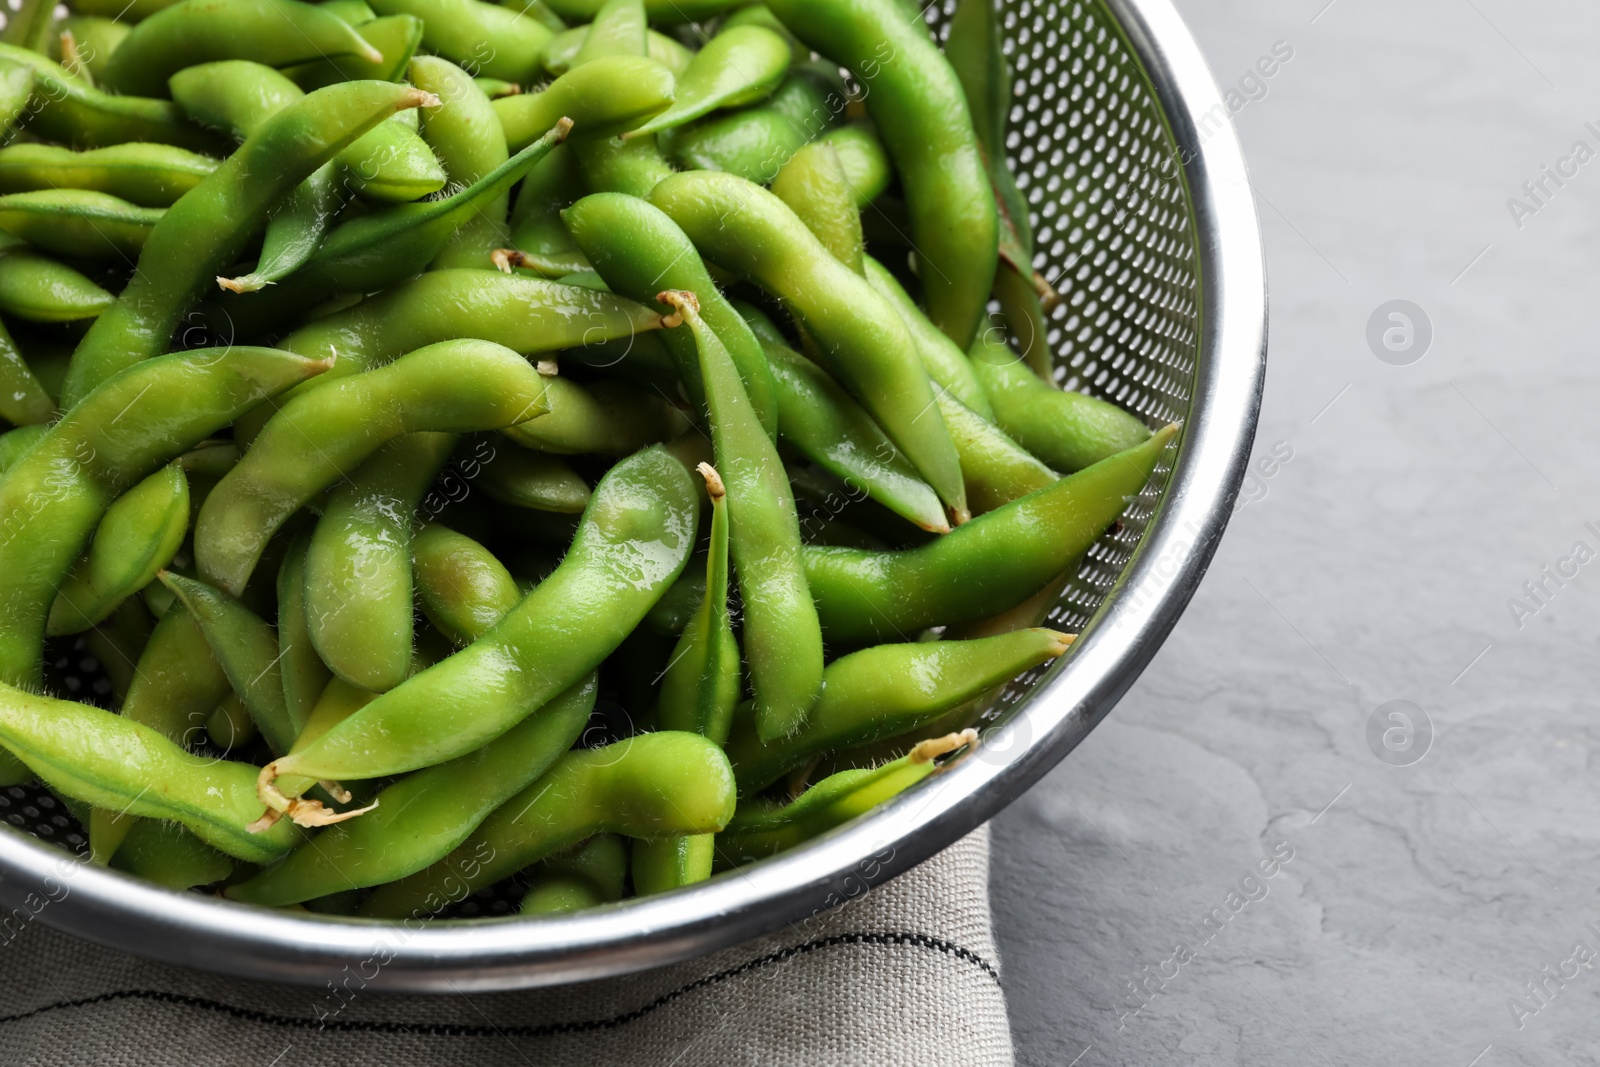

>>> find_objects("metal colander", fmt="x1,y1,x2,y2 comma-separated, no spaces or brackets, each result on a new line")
0,0,1265,990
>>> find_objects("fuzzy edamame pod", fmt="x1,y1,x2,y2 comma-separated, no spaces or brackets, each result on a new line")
0,44,221,153
805,424,1176,643
766,0,998,349
104,0,385,97
632,834,716,897
716,730,975,868
410,56,510,269
652,170,968,523
658,464,740,744
0,682,303,863
413,524,520,646
0,326,52,427
277,532,329,736
728,631,1069,792
626,25,789,138
359,731,736,918
160,573,298,756
47,464,189,636
863,255,991,418
369,0,551,84
229,676,596,906
770,141,864,274
494,56,675,150
671,106,808,185
545,25,689,77
0,143,217,207
0,241,115,322
286,13,423,87
110,817,235,890
0,346,330,690
0,61,31,139
195,339,550,597
504,374,685,456
121,609,230,745
0,424,47,470
563,193,777,440
542,0,738,20
819,124,893,206
507,143,590,268
477,444,592,513
660,291,822,741
969,335,1151,473
937,388,1057,515
0,190,162,264
252,447,696,828
60,80,434,409
523,834,628,915
306,433,456,692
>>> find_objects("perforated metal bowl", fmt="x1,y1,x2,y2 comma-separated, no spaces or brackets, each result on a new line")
0,0,1265,990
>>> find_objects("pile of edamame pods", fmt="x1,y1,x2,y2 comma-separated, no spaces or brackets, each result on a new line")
0,0,1179,920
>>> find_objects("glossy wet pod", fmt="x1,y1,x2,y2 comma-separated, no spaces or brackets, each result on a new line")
0,143,217,207
766,0,998,349
494,55,675,149
252,447,697,828
359,731,737,918
651,170,968,522
195,338,551,596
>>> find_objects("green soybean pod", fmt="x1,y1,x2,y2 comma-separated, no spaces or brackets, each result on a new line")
60,80,433,409
358,731,736,919
160,573,298,756
969,335,1150,473
626,25,790,138
340,114,449,203
770,140,863,274
0,347,330,690
287,14,424,87
0,61,32,141
253,447,696,825
766,0,997,349
70,0,183,21
652,170,968,523
47,464,189,636
195,339,550,597
0,190,161,264
0,682,304,863
103,0,385,97
0,323,53,427
805,424,1177,643
542,0,738,21
0,143,217,207
413,524,520,647
569,0,646,66
0,44,222,153
632,835,716,897
224,685,596,906
0,423,47,471
305,433,456,691
476,442,592,514
544,24,689,75
0,243,115,322
819,123,893,206
277,532,329,736
110,817,236,890
659,291,822,742
658,463,740,744
504,374,684,457
53,17,132,83
937,387,1057,515
671,105,806,185
727,630,1071,793
320,0,378,23
504,0,567,32
522,834,627,914
715,730,974,868
506,142,590,269
494,56,676,150
411,56,511,269
369,0,551,84
122,609,230,746
863,255,991,418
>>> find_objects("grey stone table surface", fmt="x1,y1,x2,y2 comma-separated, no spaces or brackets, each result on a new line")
989,1,1600,1064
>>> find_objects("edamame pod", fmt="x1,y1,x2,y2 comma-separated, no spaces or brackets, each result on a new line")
716,731,974,868
121,608,230,745
0,44,222,153
727,631,1069,792
626,25,790,138
569,0,646,67
413,524,520,647
937,387,1056,515
0,62,32,141
286,13,423,87
507,142,588,266
277,532,329,735
61,80,434,408
563,193,777,439
767,0,998,349
864,254,990,418
359,731,736,918
47,464,189,636
771,141,863,274
658,463,740,744
969,335,1151,473
820,123,893,206
253,447,696,826
306,433,456,692
0,143,217,207
547,25,690,76
0,682,303,863
160,573,297,756
0,241,115,322
632,835,715,896
0,324,52,426
660,291,822,741
104,0,385,97
110,817,235,890
319,0,377,24
0,423,47,471
542,0,739,21
652,170,967,522
805,424,1177,643
369,0,552,84
522,834,627,914
477,444,591,513
70,0,182,21
0,190,162,264
494,56,675,149
504,374,685,456
411,56,510,269
55,17,132,85
0,346,330,689
196,339,550,596
670,100,809,184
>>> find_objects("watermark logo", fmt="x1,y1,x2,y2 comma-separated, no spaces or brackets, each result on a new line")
1366,300,1432,366
1365,700,1433,767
